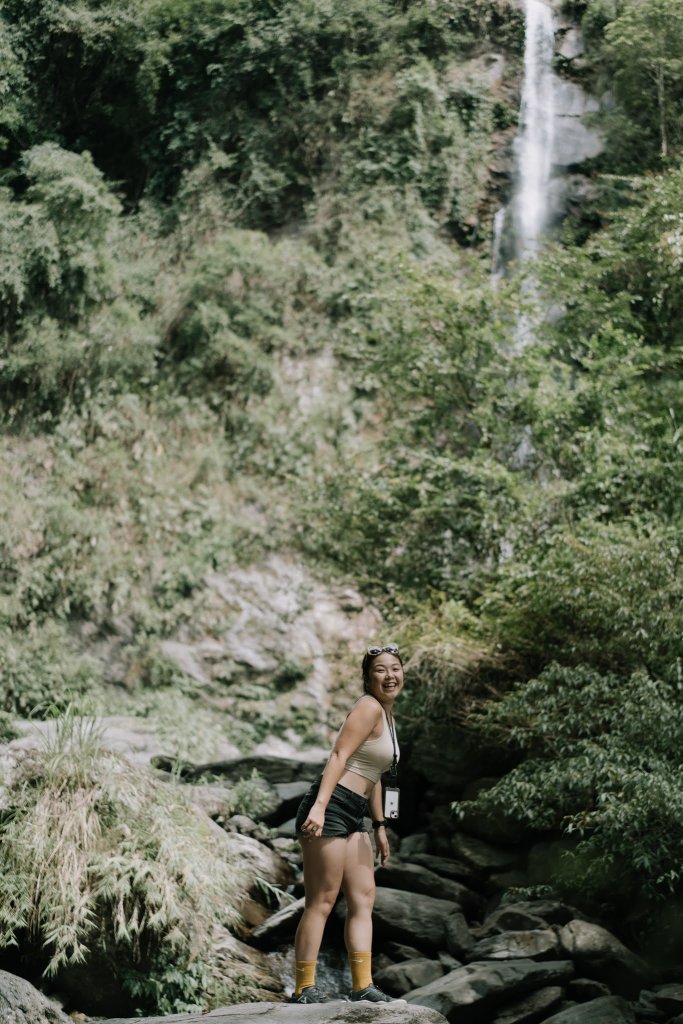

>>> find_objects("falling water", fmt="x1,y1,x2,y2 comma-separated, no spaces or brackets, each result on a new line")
514,0,556,262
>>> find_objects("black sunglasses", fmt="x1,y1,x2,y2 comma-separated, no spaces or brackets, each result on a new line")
367,644,400,656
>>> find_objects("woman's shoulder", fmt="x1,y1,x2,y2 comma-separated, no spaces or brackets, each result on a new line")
347,694,382,720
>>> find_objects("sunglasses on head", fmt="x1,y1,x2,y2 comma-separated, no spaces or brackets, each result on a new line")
367,644,400,656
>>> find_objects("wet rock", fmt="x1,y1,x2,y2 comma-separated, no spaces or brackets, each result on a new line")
543,995,635,1024
0,971,70,1024
375,861,483,917
492,985,565,1024
407,958,574,1023
559,920,649,998
501,900,585,928
374,958,446,996
468,929,561,963
106,1002,450,1023
351,887,459,953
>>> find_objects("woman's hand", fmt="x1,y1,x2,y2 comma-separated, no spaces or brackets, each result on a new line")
301,799,326,838
375,826,390,865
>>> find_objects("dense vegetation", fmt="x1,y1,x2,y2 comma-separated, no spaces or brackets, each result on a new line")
1,0,683,1008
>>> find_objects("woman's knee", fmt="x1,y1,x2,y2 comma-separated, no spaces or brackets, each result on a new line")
344,881,375,914
304,888,339,917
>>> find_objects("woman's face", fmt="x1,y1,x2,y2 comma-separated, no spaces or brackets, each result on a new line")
366,652,404,704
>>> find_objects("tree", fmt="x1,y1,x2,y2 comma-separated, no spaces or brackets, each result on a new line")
605,0,683,160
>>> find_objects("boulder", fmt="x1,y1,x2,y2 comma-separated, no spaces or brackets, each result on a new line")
0,971,70,1024
558,920,649,998
105,1001,449,1023
567,979,612,1003
183,755,325,785
458,779,525,846
500,901,584,928
653,984,683,1016
398,833,431,857
374,958,446,996
375,862,483,918
218,829,293,890
543,995,636,1024
384,942,426,963
493,986,565,1024
475,907,548,938
406,959,574,1023
411,853,483,889
250,897,306,948
445,911,474,959
345,888,459,953
467,930,561,963
262,780,312,825
449,834,521,874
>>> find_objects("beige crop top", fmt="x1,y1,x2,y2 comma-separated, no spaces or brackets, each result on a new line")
341,700,399,786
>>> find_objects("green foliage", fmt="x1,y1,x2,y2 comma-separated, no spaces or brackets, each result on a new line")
458,664,683,904
0,709,259,1012
486,519,683,684
0,623,98,717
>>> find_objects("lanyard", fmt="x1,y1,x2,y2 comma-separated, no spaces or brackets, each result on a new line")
365,694,398,779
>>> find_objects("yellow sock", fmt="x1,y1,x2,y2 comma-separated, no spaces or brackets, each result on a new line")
294,960,317,995
349,950,372,992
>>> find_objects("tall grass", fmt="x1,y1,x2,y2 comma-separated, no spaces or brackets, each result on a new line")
0,708,259,1012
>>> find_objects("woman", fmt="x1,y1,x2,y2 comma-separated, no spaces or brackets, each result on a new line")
290,643,403,1004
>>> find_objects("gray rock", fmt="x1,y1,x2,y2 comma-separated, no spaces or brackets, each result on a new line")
558,920,649,998
106,1001,449,1023
445,911,474,959
406,958,574,1023
262,780,312,825
374,958,446,996
385,942,427,963
493,985,565,1024
567,979,612,1003
653,984,683,1015
543,995,635,1024
475,907,548,938
250,896,306,948
218,830,293,891
399,833,431,857
557,27,584,61
501,900,584,927
185,755,325,785
159,639,210,684
0,971,70,1024
468,929,561,962
450,834,520,873
375,862,483,918
411,853,484,887
351,887,459,952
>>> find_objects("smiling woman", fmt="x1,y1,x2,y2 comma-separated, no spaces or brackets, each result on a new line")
290,645,403,1004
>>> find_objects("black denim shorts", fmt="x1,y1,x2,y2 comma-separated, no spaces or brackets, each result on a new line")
295,777,369,838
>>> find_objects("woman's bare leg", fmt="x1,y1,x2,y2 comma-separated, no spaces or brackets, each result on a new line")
295,837,347,961
341,830,376,953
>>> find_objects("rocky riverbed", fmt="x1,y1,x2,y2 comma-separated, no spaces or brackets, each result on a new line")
5,750,683,1024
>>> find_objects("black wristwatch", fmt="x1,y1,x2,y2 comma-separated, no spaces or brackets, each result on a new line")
372,819,388,829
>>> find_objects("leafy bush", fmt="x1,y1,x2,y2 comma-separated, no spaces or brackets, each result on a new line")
458,664,683,907
0,711,259,1013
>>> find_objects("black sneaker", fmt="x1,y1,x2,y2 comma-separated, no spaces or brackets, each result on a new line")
290,985,331,1003
349,983,394,1002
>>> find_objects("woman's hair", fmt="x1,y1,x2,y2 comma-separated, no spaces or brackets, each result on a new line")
361,649,403,692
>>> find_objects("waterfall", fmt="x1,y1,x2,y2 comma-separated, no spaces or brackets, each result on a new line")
514,0,556,263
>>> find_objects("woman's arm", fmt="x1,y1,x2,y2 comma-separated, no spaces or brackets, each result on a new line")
301,699,380,833
369,780,390,865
